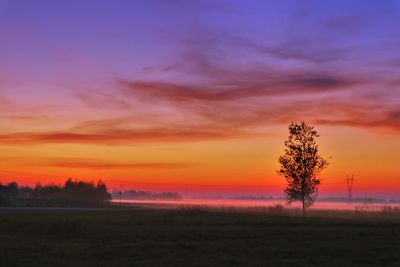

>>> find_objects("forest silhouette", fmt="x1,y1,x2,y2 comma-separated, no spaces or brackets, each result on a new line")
0,178,111,207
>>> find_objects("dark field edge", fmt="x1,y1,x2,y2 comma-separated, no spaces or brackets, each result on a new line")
0,206,400,267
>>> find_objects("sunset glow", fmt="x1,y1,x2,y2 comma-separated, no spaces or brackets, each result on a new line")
1,0,399,197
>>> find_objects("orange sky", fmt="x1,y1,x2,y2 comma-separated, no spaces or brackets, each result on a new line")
1,125,399,197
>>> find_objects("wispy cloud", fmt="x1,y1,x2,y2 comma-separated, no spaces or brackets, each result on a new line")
118,72,356,103
74,89,132,109
0,115,37,121
316,110,400,133
1,91,398,146
0,125,252,145
47,159,190,170
0,156,191,170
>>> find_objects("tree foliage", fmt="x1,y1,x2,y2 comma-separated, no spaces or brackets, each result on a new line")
0,179,111,207
278,122,328,213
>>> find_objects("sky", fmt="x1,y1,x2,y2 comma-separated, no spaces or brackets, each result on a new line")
0,0,399,198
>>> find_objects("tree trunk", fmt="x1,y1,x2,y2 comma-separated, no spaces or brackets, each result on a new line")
302,197,306,217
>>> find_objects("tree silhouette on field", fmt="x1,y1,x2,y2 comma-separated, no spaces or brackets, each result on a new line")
278,122,328,215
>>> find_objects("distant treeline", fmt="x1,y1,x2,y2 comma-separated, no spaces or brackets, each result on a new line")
234,196,273,200
319,197,400,203
0,179,111,207
113,190,182,200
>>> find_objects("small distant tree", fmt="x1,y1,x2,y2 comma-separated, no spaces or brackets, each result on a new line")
278,122,328,216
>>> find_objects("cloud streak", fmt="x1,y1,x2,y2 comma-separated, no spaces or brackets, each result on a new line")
47,160,190,170
0,156,190,170
0,93,398,146
119,72,356,103
0,125,251,145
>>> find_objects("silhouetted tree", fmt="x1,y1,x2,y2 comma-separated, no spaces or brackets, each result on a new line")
96,180,112,201
278,122,328,216
0,182,19,205
64,178,111,206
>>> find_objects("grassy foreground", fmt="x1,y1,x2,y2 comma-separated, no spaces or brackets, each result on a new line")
0,207,399,267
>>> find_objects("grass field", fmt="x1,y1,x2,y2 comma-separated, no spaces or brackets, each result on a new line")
0,206,399,267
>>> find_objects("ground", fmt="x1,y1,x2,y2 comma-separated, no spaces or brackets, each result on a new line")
0,207,399,267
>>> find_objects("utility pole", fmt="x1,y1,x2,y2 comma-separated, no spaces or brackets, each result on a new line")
346,175,354,202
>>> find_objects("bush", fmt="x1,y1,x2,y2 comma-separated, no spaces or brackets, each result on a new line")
268,203,284,214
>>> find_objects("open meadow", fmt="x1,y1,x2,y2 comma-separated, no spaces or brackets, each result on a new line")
1,206,399,267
